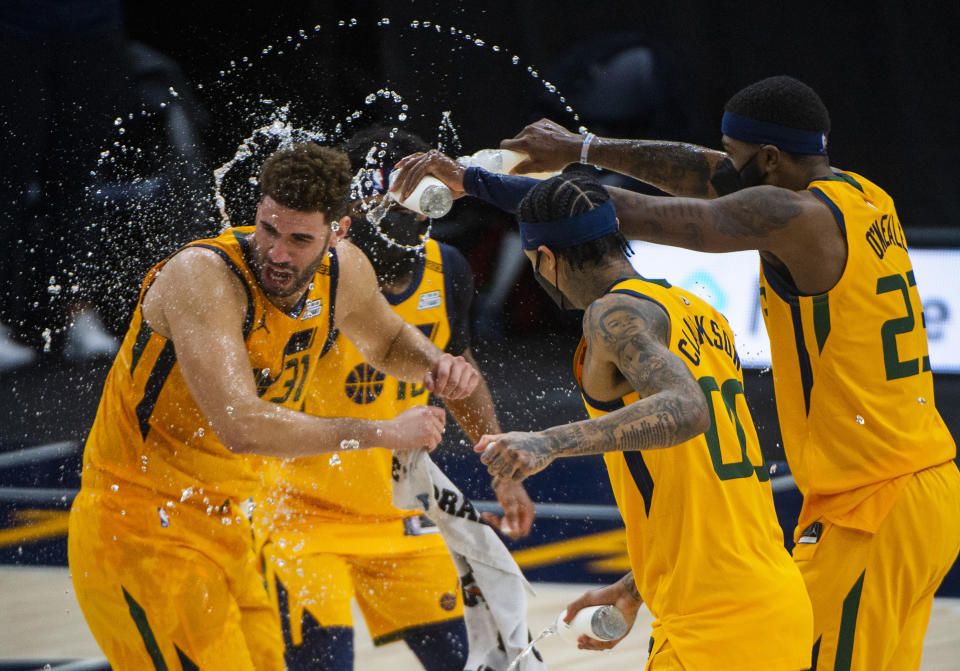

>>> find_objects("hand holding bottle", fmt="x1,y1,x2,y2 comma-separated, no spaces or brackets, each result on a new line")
562,572,643,651
390,150,467,207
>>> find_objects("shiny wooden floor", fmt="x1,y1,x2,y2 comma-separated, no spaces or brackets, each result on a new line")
2,567,959,669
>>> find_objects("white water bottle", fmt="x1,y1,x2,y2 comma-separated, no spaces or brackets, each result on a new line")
555,605,628,641
459,148,528,174
458,148,560,179
388,171,453,218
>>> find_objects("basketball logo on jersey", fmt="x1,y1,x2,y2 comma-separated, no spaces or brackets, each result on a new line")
345,363,386,404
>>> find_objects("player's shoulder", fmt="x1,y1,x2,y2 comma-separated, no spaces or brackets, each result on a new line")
435,241,472,281
584,290,671,348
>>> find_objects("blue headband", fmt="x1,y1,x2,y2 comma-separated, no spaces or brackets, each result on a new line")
721,111,828,155
519,199,618,250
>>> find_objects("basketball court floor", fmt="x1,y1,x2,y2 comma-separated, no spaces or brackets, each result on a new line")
2,566,959,669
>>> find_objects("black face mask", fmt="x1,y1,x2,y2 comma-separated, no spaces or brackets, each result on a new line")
534,251,576,311
709,150,765,196
353,210,426,284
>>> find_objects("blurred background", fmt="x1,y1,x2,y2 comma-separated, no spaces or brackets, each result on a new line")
1,0,959,640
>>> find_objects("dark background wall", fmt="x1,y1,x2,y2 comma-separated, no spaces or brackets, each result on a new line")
122,0,960,230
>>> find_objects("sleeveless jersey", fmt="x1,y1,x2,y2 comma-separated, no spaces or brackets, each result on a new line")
575,277,811,671
80,226,339,508
759,171,956,533
265,239,454,527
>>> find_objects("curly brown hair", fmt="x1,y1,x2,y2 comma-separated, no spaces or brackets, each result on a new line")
259,143,352,218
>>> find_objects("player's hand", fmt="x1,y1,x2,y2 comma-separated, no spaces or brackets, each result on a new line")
424,353,479,400
383,406,447,452
391,150,467,202
500,118,583,174
474,432,555,482
484,477,535,539
563,575,642,651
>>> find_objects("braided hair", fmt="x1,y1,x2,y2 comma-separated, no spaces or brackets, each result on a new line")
518,165,631,270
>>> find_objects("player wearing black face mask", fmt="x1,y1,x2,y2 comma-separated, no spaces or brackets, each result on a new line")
260,126,537,671
348,206,429,286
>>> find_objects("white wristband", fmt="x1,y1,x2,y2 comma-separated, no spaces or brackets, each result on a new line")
580,132,596,164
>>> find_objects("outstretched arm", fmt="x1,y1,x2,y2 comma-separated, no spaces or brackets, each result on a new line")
443,349,534,538
501,118,727,197
476,293,709,481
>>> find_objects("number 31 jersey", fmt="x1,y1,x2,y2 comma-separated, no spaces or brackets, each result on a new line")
80,226,338,507
760,171,956,534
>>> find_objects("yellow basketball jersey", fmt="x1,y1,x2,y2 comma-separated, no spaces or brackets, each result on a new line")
576,277,811,670
80,226,339,507
265,239,452,527
759,171,956,533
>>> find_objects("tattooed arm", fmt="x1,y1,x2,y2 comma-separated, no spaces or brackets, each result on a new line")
609,185,845,295
475,293,709,481
501,118,727,197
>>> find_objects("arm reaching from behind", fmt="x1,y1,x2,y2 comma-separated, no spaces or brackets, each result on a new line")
501,118,727,198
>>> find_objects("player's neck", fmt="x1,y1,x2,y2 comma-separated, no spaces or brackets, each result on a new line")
567,256,637,307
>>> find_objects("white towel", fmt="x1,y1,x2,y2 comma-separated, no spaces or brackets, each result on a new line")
393,448,548,671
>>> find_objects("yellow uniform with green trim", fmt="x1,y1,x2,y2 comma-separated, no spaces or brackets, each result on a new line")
69,226,339,671
759,171,960,670
257,239,465,647
575,276,812,671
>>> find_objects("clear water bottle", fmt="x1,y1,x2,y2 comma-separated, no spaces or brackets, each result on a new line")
388,171,453,218
555,605,628,641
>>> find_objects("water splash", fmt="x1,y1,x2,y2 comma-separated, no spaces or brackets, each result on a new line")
506,623,555,671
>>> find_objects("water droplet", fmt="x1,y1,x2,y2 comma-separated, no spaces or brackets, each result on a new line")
398,112,407,121
180,487,194,502
856,415,865,425
329,453,341,466
511,55,519,65
110,484,119,492
221,516,232,525
769,463,778,474
226,405,235,415
918,397,927,404
340,439,360,450
158,508,170,527
197,427,205,437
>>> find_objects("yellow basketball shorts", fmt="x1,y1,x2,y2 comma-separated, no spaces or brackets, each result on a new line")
262,523,463,646
69,488,285,671
793,460,960,670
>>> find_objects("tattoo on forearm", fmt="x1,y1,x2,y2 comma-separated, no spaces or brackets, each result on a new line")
620,572,641,601
617,141,716,198
542,297,706,457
